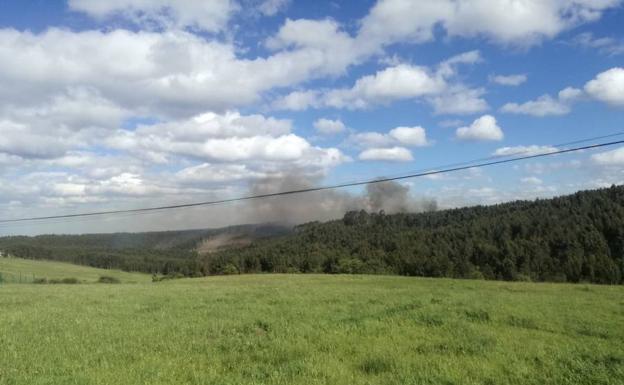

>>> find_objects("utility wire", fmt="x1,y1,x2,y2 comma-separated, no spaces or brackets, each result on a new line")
0,138,622,225
336,131,624,185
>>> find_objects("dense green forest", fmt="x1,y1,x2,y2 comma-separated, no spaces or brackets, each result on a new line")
0,224,290,275
1,185,623,284
204,185,624,284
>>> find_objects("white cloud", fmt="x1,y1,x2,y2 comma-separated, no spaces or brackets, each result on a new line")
283,51,484,113
501,95,571,116
324,64,445,109
314,118,346,135
572,32,624,55
493,145,558,157
68,0,238,32
490,74,527,86
584,67,624,107
592,147,624,166
176,163,269,184
0,27,366,119
265,18,363,74
359,147,414,162
437,50,482,77
258,0,291,16
501,87,582,116
349,132,396,148
350,126,430,149
388,126,429,146
521,176,543,185
428,86,489,115
358,0,621,47
105,111,348,175
456,115,504,141
270,90,321,111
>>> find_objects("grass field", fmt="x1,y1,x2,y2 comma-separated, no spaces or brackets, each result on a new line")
0,257,150,283
1,274,623,385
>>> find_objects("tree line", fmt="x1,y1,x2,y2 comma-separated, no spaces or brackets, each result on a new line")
202,185,624,284
1,185,623,284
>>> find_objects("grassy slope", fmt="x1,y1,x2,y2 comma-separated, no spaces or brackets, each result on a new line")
0,275,623,385
0,257,150,283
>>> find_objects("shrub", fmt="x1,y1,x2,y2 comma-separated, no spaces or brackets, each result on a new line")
221,263,239,275
98,276,121,284
33,278,48,284
49,277,80,284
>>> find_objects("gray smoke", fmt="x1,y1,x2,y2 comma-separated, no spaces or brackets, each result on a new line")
247,174,437,225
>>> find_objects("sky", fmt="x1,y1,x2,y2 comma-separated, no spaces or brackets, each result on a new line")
0,0,623,235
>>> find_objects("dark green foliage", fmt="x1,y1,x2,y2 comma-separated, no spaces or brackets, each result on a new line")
97,276,121,284
2,185,624,284
0,224,290,277
33,278,48,284
48,277,80,284
203,185,624,284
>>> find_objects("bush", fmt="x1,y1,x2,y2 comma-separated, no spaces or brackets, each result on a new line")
221,263,239,275
33,278,48,284
98,276,121,284
49,277,80,284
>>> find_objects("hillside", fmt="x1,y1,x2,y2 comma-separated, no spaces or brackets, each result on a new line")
204,185,624,284
0,224,290,275
1,275,622,384
2,185,624,284
0,257,150,283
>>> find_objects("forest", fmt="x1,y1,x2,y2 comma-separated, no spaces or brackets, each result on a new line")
203,185,624,284
1,185,623,284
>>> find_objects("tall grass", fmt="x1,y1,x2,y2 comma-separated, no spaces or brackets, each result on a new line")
1,275,623,384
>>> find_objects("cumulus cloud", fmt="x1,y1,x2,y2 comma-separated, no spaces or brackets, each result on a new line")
388,126,429,146
106,111,347,169
490,74,527,86
358,0,620,47
584,67,624,107
271,90,321,111
324,64,445,109
274,51,486,114
428,86,489,115
68,0,238,32
314,118,346,135
493,145,558,157
0,27,365,119
592,147,624,166
359,147,414,162
258,0,290,16
350,126,430,149
501,87,583,116
572,32,624,56
456,115,504,141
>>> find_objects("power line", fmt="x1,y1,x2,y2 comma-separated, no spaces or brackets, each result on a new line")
0,139,622,225
336,131,624,185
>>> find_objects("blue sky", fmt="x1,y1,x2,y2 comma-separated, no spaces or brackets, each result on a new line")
0,0,623,234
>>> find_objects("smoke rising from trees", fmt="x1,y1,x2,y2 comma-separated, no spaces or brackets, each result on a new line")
248,174,437,225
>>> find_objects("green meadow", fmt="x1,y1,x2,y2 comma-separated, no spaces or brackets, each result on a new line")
0,257,150,284
1,273,623,385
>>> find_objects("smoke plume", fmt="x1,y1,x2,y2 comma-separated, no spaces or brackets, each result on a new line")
247,174,437,225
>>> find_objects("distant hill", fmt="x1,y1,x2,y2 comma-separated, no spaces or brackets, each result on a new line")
0,224,291,275
203,185,624,284
0,257,150,283
2,186,624,284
